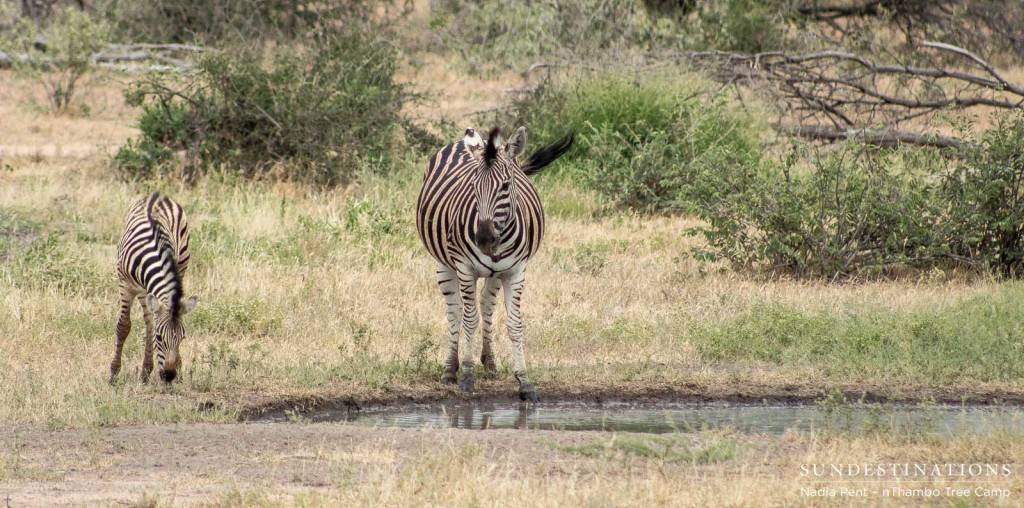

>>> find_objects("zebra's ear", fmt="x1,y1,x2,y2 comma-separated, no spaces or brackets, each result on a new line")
183,294,199,314
145,294,165,312
505,126,528,159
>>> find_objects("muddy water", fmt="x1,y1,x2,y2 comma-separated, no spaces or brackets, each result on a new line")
259,401,1024,436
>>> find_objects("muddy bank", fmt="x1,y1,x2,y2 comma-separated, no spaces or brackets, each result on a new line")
236,382,1024,423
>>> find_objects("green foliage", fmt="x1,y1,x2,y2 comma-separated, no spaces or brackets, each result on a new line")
115,25,431,186
944,114,1024,277
2,9,110,114
688,113,1024,280
101,0,396,44
692,0,790,53
499,72,763,213
429,0,681,74
690,144,949,278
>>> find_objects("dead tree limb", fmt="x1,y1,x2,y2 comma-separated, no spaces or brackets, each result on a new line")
677,42,1024,147
0,43,211,71
781,124,964,149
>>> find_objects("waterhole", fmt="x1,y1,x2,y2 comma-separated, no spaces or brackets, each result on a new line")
259,401,1024,435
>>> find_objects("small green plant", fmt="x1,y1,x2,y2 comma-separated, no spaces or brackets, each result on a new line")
5,9,111,114
284,409,310,425
555,434,737,464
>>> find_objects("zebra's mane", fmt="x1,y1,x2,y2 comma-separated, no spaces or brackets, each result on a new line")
146,193,185,320
483,127,501,165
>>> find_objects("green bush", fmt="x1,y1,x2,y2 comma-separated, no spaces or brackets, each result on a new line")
498,73,764,213
2,9,110,114
101,0,393,44
689,144,950,279
114,25,431,186
428,0,682,74
945,113,1024,277
692,0,790,53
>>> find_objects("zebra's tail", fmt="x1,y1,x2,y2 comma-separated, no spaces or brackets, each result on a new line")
522,132,575,176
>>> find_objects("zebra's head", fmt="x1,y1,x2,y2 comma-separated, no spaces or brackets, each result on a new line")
465,126,575,256
146,293,199,383
466,126,529,256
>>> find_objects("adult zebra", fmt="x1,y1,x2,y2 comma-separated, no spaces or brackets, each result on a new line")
416,126,574,402
109,193,199,385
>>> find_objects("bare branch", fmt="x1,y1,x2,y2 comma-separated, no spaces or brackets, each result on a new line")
782,124,964,149
674,45,1024,147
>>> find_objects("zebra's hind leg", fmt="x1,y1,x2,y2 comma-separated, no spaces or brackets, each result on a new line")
502,268,537,403
109,288,135,385
437,265,462,385
457,271,480,393
139,295,156,383
479,277,501,377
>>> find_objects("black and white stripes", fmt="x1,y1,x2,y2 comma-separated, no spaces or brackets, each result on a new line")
110,193,198,384
416,126,574,401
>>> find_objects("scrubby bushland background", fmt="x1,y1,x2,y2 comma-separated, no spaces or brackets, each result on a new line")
2,0,1024,278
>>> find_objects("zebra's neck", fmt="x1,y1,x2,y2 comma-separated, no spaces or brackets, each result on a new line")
143,238,184,319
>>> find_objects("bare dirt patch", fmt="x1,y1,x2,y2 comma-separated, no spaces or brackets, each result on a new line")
0,422,684,506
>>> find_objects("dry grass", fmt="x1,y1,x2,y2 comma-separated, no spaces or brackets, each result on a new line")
1,423,1021,507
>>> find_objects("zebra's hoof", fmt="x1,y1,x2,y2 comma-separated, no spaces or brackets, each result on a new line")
519,384,538,403
459,374,475,393
441,373,458,385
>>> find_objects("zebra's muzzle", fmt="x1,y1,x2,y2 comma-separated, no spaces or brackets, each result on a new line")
161,353,180,383
474,219,498,255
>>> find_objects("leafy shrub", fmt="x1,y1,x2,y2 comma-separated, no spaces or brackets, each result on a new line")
688,112,1024,280
2,9,110,114
944,113,1024,277
689,144,950,279
428,0,682,74
101,0,398,44
114,25,432,186
691,0,790,53
497,72,763,213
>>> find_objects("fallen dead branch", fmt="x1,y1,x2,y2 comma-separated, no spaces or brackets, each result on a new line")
0,43,210,71
675,41,1024,147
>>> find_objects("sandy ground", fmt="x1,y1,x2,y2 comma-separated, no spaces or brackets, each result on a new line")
0,422,678,506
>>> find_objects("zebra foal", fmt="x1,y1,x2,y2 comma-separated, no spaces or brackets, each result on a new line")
109,193,199,384
416,126,574,402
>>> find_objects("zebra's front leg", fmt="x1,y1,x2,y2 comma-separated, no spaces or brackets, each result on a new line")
479,277,501,377
109,289,134,385
139,295,156,383
437,265,462,385
502,268,536,402
458,272,480,393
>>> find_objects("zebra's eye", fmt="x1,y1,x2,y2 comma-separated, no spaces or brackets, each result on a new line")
500,181,511,191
